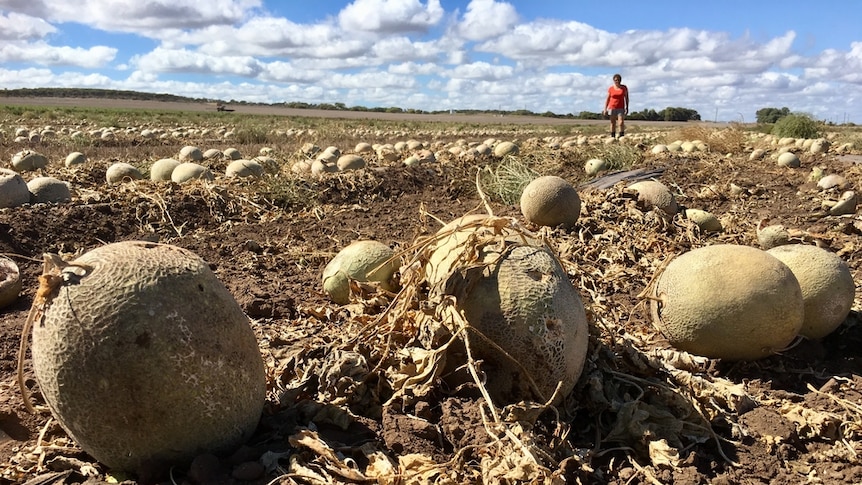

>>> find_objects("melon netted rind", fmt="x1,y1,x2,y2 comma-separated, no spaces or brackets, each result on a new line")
64,152,87,167
427,215,589,404
766,244,855,340
322,240,399,304
31,241,266,472
519,175,582,228
650,244,804,361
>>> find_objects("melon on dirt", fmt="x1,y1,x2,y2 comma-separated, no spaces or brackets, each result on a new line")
649,244,804,361
28,241,266,472
424,213,589,405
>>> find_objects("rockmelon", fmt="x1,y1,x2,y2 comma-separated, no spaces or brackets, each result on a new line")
27,177,71,204
426,214,589,404
0,256,21,309
322,240,399,304
0,168,30,208
628,180,679,215
150,158,181,181
105,162,143,184
30,241,266,472
766,244,855,339
650,244,804,360
519,175,582,229
171,162,214,183
226,159,265,178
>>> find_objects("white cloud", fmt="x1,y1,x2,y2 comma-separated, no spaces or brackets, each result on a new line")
0,12,55,40
131,47,263,76
448,61,513,80
455,0,518,41
327,71,418,90
0,67,113,87
338,0,444,34
4,0,261,34
387,61,439,76
0,42,116,67
261,61,328,83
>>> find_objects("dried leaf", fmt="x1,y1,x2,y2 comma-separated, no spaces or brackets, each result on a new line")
648,438,681,469
780,403,841,440
288,429,367,481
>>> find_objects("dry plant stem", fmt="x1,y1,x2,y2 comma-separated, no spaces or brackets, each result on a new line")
17,255,67,415
628,458,664,485
452,305,500,424
34,417,55,471
474,167,496,217
139,192,186,236
807,382,862,414
17,254,92,415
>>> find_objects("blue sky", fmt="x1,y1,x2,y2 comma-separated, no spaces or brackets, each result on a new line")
0,0,859,123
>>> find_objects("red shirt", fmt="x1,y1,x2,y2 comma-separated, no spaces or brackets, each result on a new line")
607,85,628,109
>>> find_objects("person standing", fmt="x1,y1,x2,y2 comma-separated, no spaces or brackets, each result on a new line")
602,74,629,138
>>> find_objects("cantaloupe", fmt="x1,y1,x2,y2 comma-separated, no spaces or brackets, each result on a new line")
322,240,399,304
766,244,855,339
27,177,71,203
650,244,804,360
226,159,265,178
519,175,582,229
493,141,519,157
150,158,181,181
11,150,49,172
337,154,366,171
171,162,213,183
425,214,589,404
0,168,30,208
178,145,204,162
0,256,21,309
684,208,722,232
106,162,143,184
628,180,679,215
64,152,87,167
31,241,266,472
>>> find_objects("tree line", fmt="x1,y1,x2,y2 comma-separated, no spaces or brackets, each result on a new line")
575,107,701,122
2,87,714,122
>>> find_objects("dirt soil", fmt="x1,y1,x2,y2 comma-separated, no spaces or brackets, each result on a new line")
0,102,861,484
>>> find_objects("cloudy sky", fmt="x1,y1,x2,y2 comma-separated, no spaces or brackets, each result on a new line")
0,0,859,123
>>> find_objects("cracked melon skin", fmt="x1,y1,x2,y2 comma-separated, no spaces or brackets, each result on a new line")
429,215,589,404
651,244,804,361
31,241,266,472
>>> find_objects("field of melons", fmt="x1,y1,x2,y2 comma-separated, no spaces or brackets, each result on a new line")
1,101,862,484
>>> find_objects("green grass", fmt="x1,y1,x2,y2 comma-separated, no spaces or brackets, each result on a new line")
478,155,541,204
771,114,821,139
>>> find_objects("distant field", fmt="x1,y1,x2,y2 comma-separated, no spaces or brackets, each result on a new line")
0,95,704,127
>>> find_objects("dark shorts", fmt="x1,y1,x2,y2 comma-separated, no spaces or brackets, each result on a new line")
609,108,626,117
